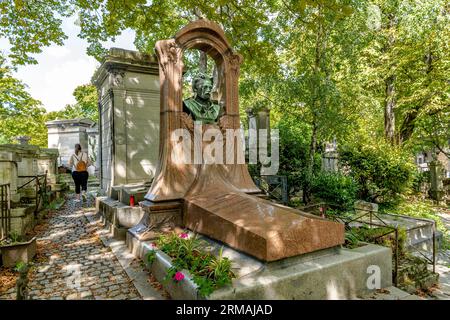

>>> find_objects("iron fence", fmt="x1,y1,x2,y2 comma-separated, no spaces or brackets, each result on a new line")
17,172,48,215
253,175,288,205
301,202,436,286
0,183,11,241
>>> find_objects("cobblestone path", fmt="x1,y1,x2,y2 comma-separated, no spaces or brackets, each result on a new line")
429,209,450,300
0,195,142,300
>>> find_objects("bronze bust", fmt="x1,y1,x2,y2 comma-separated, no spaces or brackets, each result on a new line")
183,73,221,124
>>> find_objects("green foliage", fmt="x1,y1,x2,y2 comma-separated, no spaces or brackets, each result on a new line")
411,170,430,193
153,232,235,297
339,142,416,203
275,116,316,195
0,0,448,208
45,84,98,123
344,231,360,249
14,261,27,273
45,198,65,211
0,230,23,246
345,225,408,258
311,171,358,209
0,56,47,147
0,0,71,66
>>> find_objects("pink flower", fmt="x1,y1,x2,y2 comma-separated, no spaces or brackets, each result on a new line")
179,233,188,239
173,271,185,282
151,243,157,248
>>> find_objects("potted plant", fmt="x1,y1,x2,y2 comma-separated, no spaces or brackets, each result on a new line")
0,231,37,267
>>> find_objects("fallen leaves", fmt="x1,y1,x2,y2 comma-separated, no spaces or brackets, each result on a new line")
147,273,171,299
0,267,18,295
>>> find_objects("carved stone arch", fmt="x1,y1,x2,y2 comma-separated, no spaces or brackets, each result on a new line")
145,19,259,202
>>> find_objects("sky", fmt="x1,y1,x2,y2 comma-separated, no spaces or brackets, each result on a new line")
0,16,136,112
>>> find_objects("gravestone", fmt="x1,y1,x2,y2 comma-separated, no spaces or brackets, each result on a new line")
0,148,21,203
16,136,31,146
46,118,95,167
133,19,344,262
92,48,160,196
246,106,271,175
429,160,445,202
0,144,40,199
37,148,59,185
322,140,339,172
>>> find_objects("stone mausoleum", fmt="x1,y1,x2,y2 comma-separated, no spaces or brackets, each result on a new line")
46,118,97,167
93,48,160,196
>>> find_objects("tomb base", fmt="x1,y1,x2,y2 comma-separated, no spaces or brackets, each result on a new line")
126,231,392,300
128,200,183,241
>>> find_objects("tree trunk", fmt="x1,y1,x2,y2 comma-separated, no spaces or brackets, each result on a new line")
383,13,397,144
399,51,434,144
384,75,396,143
303,121,317,204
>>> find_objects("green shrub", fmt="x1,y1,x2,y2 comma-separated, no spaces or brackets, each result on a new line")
339,143,416,203
411,170,430,192
275,117,320,195
151,232,235,297
311,171,358,209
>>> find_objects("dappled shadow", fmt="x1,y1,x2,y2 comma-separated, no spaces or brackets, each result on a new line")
0,194,142,300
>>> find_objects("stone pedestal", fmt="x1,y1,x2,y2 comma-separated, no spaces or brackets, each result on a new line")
92,48,160,196
184,164,344,261
128,200,183,241
10,205,35,236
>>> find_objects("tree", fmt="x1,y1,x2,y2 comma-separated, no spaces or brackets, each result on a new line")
45,84,98,123
0,55,47,146
356,0,450,147
0,0,72,65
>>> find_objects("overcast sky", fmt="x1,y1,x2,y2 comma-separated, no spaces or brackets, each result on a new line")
0,16,136,112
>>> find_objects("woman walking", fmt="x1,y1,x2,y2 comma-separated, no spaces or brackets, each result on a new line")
69,144,90,202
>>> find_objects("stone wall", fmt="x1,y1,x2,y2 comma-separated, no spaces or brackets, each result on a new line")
93,48,160,194
0,144,59,204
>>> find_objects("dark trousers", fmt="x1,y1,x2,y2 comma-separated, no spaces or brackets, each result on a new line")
72,171,89,194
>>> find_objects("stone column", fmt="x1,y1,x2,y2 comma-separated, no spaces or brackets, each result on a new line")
429,160,444,201
246,106,271,175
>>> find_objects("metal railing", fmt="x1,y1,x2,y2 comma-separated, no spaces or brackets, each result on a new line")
253,175,288,205
0,183,11,241
301,202,436,286
17,172,48,215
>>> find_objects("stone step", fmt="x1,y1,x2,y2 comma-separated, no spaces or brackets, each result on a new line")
109,182,152,205
360,286,424,300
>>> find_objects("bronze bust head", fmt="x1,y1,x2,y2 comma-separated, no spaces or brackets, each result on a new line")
183,73,221,124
